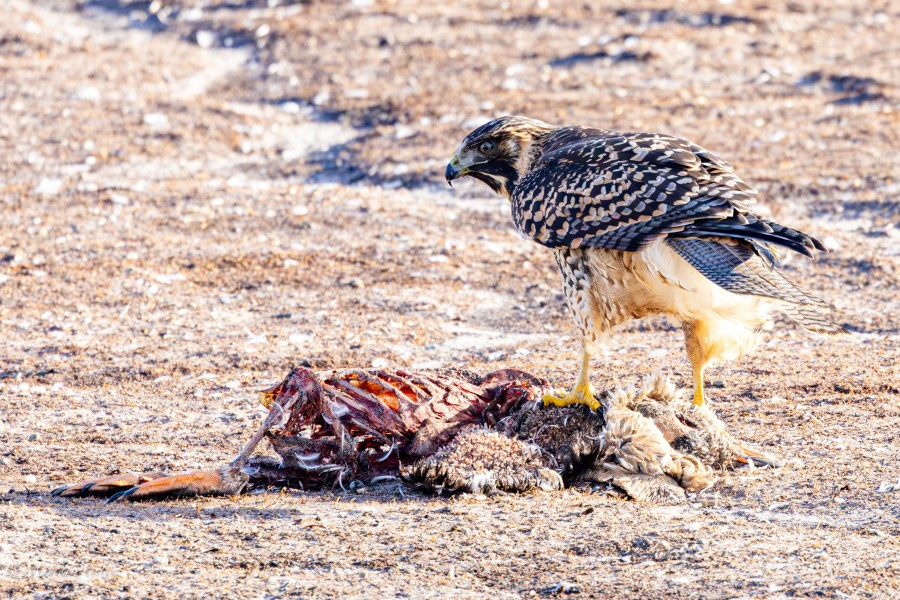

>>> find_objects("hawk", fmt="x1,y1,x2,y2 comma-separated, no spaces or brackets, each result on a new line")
445,116,843,410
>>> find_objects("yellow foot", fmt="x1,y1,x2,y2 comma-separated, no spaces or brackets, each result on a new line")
543,385,600,412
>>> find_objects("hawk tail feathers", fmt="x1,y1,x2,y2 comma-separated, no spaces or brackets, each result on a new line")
671,219,825,259
667,238,827,307
781,304,847,336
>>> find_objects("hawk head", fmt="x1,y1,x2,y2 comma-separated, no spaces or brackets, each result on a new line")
445,116,555,197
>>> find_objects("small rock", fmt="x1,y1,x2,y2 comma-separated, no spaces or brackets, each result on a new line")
33,178,63,196
195,30,216,48
142,112,170,130
541,582,581,595
371,358,388,369
394,125,416,139
312,90,330,106
74,86,101,102
288,333,311,345
27,433,39,442
179,7,203,22
24,474,37,485
876,480,900,493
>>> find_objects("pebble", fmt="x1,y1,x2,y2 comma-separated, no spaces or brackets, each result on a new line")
289,333,311,345
194,30,216,48
312,90,330,106
543,582,580,594
179,7,203,21
394,125,416,139
876,480,900,493
142,112,170,130
33,178,63,196
288,333,312,346
27,433,39,441
24,474,37,485
74,86,101,101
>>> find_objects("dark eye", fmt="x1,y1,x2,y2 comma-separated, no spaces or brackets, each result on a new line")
479,140,496,154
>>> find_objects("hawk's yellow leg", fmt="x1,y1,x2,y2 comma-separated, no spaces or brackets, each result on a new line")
692,364,706,406
543,349,600,411
683,320,710,407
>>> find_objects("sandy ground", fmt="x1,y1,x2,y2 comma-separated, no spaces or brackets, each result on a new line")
1,0,898,597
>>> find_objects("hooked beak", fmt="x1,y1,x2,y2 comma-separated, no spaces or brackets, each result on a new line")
445,155,465,186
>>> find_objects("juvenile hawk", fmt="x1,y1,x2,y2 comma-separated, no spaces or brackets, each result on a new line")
445,116,842,410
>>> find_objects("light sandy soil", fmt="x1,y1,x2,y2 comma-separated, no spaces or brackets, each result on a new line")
1,0,898,597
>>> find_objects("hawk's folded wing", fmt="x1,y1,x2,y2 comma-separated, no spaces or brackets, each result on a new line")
511,132,821,258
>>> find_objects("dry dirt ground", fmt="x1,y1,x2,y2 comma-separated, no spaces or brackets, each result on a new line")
1,0,898,597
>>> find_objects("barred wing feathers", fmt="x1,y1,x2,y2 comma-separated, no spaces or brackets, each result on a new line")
511,130,822,258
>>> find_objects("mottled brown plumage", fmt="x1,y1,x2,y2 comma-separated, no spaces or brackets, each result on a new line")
446,116,843,408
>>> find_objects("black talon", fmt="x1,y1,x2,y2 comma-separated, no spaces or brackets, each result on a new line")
50,485,70,497
107,486,139,503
